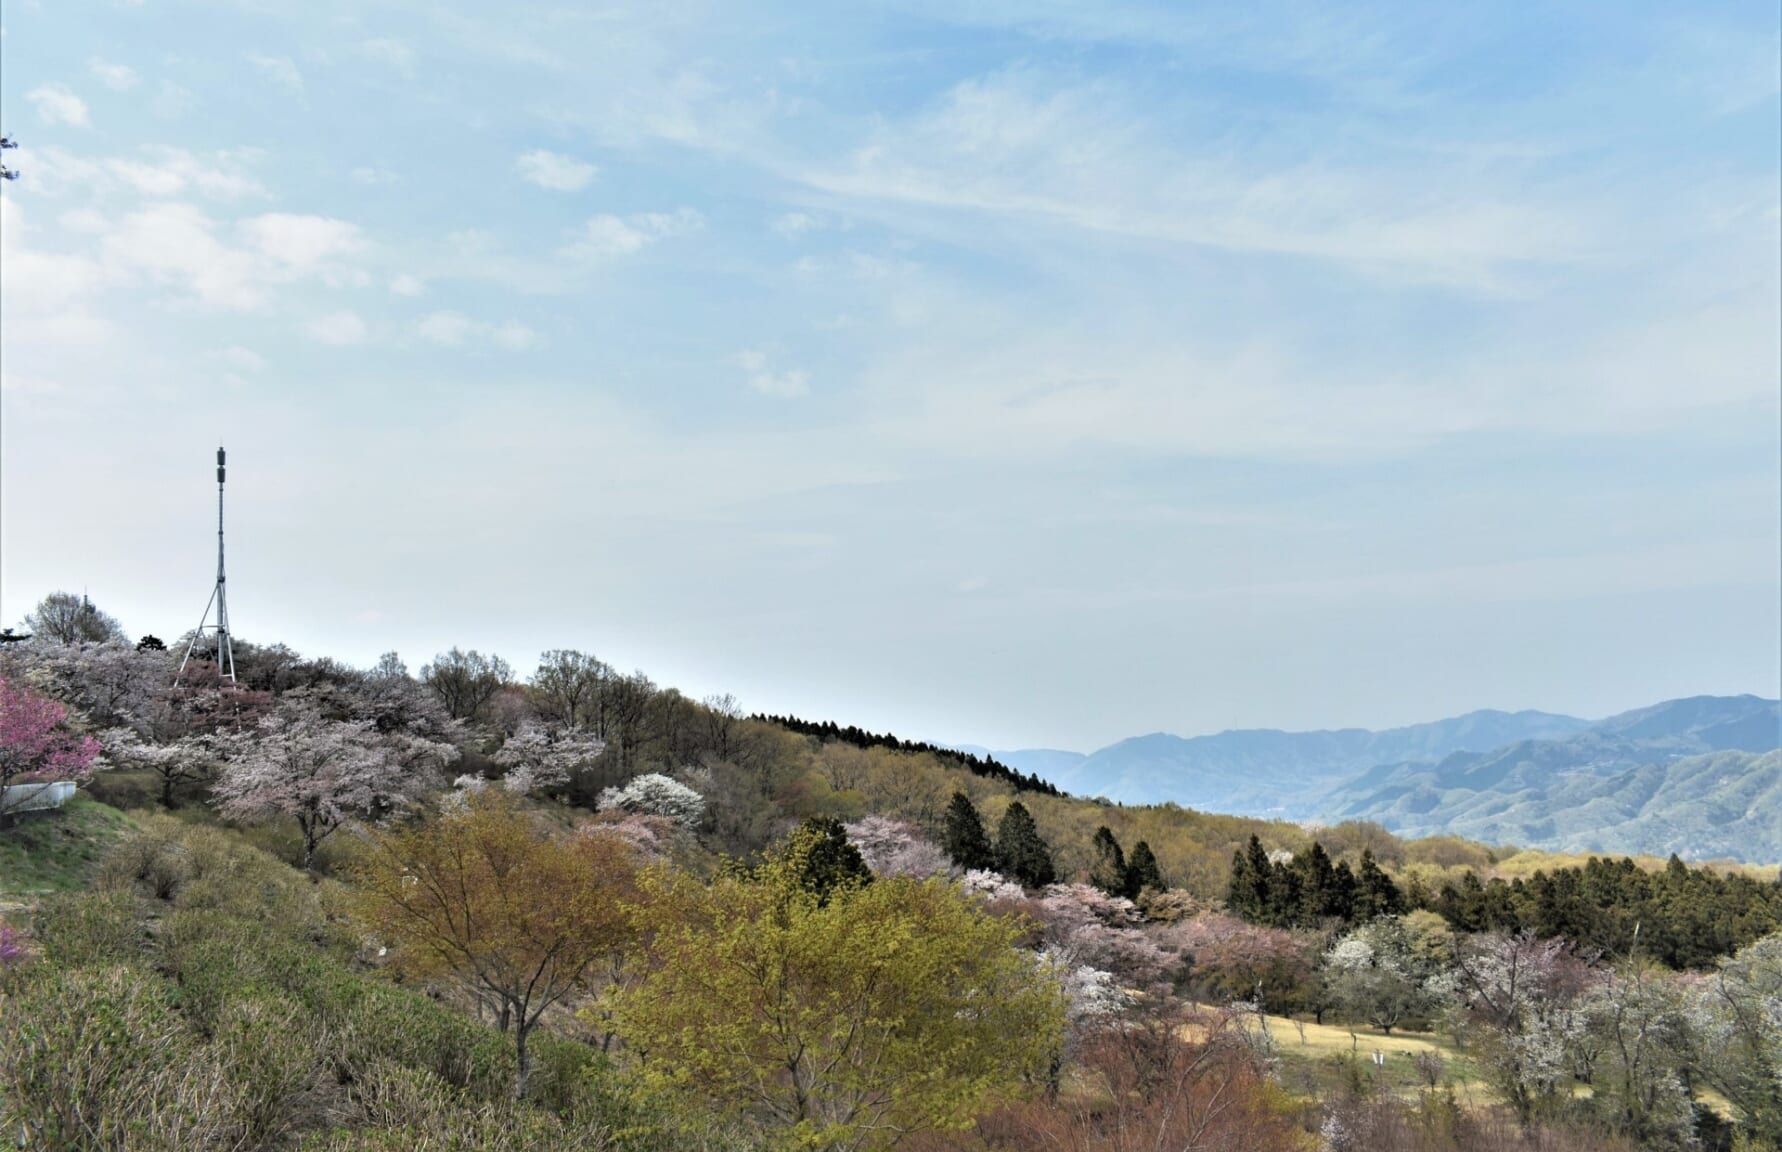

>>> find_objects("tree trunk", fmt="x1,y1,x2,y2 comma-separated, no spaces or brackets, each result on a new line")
514,1020,532,1100
161,772,175,808
301,821,318,871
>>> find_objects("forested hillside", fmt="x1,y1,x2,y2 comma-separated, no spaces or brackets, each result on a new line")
3,599,1780,1151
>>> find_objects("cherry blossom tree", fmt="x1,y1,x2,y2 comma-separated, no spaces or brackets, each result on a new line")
595,772,705,827
0,676,100,824
1451,932,1593,1125
493,721,606,796
213,700,439,868
844,814,955,879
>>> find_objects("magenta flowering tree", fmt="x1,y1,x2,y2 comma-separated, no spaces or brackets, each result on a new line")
0,676,101,824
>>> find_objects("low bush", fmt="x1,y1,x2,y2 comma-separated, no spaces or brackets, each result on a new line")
0,963,252,1151
31,888,144,967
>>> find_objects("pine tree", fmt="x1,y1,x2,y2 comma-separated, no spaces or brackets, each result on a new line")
1354,848,1404,921
1124,840,1163,900
995,802,1055,888
943,791,997,872
1089,826,1127,896
1227,835,1272,922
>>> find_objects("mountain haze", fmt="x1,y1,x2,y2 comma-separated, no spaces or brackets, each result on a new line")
1017,709,1592,816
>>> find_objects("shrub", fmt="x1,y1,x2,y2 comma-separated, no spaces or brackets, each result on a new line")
0,963,251,1151
214,991,318,1144
32,888,143,967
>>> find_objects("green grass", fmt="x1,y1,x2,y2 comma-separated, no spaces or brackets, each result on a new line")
1237,1014,1493,1106
0,794,136,898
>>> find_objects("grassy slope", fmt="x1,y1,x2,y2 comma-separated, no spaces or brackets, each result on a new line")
0,794,135,899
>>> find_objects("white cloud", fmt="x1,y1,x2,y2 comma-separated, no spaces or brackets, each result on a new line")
239,213,364,273
152,81,197,119
562,209,702,259
516,149,597,192
357,38,415,77
27,85,90,127
737,349,810,398
102,203,266,310
87,58,139,91
307,311,369,346
416,310,540,350
73,202,366,311
389,273,426,296
106,149,267,200
246,53,304,92
772,211,820,237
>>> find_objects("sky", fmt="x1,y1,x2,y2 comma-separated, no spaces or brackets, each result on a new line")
2,1,1779,753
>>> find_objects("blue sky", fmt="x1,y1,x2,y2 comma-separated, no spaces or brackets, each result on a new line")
3,0,1778,751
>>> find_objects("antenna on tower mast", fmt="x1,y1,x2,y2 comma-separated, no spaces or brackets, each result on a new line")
178,444,237,683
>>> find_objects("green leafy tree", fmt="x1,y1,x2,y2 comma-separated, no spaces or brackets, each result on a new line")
612,864,1066,1150
1089,826,1127,896
996,801,1055,888
943,791,997,872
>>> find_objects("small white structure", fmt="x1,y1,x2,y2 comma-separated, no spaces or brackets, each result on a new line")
0,781,78,814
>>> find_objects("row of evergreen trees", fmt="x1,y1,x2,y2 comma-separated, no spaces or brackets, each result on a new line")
1435,854,1782,970
1225,835,1404,929
942,792,1057,887
756,715,1062,796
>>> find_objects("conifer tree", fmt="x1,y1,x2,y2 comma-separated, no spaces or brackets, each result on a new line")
1226,835,1273,922
1354,848,1405,920
773,817,872,905
1089,826,1127,896
1124,840,1163,899
943,791,997,872
995,801,1055,888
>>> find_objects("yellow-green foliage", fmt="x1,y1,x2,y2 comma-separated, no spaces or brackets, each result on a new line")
611,865,1067,1149
1490,848,1779,882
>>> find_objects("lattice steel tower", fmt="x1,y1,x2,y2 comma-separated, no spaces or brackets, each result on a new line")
179,445,237,682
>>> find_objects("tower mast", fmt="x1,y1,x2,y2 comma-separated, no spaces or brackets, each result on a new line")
178,446,236,682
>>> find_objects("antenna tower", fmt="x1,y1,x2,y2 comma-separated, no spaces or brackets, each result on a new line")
178,445,237,682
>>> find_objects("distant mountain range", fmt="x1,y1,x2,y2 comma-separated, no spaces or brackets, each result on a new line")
965,695,1782,861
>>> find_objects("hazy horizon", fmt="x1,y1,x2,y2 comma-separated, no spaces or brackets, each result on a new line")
4,1,1778,751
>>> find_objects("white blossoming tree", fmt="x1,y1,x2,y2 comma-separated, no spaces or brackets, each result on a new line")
493,721,607,796
844,815,954,879
214,701,435,868
595,772,705,827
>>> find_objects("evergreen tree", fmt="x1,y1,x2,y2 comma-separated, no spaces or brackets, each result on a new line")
1088,826,1127,896
1227,835,1272,922
995,802,1055,888
772,817,873,905
1354,848,1404,920
1124,840,1163,900
1295,842,1351,923
942,791,997,872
